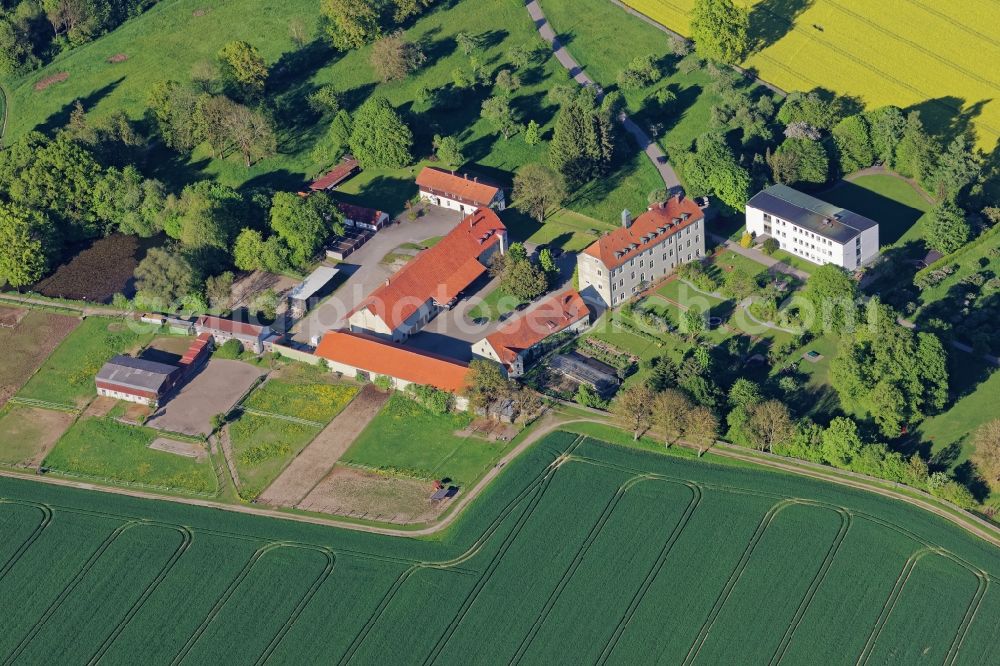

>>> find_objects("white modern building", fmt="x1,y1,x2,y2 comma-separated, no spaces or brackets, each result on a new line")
576,195,707,309
415,167,505,213
746,184,880,270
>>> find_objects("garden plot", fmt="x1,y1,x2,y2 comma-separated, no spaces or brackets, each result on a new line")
297,465,451,524
146,359,264,436
0,308,80,408
0,405,77,468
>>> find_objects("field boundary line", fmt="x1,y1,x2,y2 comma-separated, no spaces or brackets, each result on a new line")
597,482,703,665
239,407,324,429
8,396,80,413
681,499,798,666
2,520,142,666
0,500,53,582
86,523,193,665
945,573,989,666
769,507,852,665
510,473,660,664
854,547,935,665
253,550,336,666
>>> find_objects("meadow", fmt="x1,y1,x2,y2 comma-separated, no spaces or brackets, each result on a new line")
620,0,1000,150
0,431,999,663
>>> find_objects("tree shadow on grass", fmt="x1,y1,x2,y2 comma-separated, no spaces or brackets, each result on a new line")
748,0,814,53
338,174,418,217
820,180,926,245
36,77,125,136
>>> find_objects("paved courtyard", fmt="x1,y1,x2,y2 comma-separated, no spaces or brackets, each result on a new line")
147,359,264,436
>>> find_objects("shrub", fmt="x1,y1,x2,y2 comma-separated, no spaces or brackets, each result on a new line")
406,384,453,414
761,238,779,255
373,375,394,391
214,339,243,359
739,231,753,248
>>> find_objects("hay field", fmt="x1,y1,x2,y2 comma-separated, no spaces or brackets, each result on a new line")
622,0,1000,149
1,431,999,663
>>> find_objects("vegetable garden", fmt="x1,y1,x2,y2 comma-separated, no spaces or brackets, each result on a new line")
1,431,999,663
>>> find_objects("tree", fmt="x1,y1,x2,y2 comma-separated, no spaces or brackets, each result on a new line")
494,69,521,96
233,228,267,271
616,54,661,90
171,181,242,251
728,378,762,409
681,307,706,339
894,111,936,188
205,271,234,311
308,85,342,115
549,89,616,187
349,96,413,168
455,31,482,56
801,264,858,331
501,257,548,301
524,119,542,146
370,31,426,81
832,114,875,175
433,134,464,168
0,8,41,76
224,104,276,167
288,16,308,47
768,137,829,186
820,416,863,467
0,203,51,288
512,163,566,222
465,359,510,415
690,0,749,64
653,389,692,446
575,383,607,409
972,420,1000,487
90,166,165,237
865,105,906,166
612,385,655,439
684,405,719,455
218,41,268,98
390,0,435,22
721,267,757,300
777,90,851,131
679,132,750,211
134,247,194,308
746,399,795,451
147,80,201,151
507,43,534,69
932,136,980,201
269,192,331,267
925,201,971,254
538,248,557,277
481,96,520,140
321,0,381,50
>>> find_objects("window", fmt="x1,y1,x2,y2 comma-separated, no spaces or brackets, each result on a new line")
597,269,602,276
763,213,772,222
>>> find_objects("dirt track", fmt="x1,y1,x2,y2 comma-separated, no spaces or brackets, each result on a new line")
258,385,389,507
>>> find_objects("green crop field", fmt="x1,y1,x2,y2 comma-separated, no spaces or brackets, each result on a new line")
620,0,1000,150
1,430,999,663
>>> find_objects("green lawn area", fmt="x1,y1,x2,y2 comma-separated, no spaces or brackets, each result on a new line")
242,370,358,423
17,316,154,408
918,357,1000,469
503,207,616,252
341,393,508,485
3,0,660,222
228,412,321,500
772,332,848,420
915,231,1000,308
768,249,815,275
821,173,932,247
466,285,525,322
42,417,217,494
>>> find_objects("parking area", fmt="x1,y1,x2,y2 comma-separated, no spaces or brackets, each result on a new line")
146,359,264,436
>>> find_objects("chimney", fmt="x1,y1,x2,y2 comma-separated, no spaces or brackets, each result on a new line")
621,209,632,228
384,278,390,287
473,176,478,182
659,201,666,209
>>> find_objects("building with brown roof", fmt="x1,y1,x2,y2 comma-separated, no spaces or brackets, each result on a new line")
315,330,471,408
577,195,706,308
416,167,505,213
195,315,273,354
472,290,591,377
309,156,360,191
348,207,507,342
337,202,389,231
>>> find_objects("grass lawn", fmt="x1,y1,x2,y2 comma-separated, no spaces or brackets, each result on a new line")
918,357,1000,469
620,0,1000,150
42,417,217,494
242,370,358,423
821,173,932,247
772,331,847,421
2,0,661,222
17,316,154,408
229,412,321,500
915,232,1000,308
466,285,525,322
342,393,508,485
768,249,815,276
503,207,615,252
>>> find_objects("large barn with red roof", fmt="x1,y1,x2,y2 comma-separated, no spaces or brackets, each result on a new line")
416,167,505,213
348,207,507,342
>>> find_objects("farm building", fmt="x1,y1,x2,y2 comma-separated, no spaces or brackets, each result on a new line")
472,290,591,377
416,167,505,213
337,202,389,231
315,330,471,409
348,207,507,342
95,355,179,407
309,156,360,191
577,195,706,309
195,315,272,354
326,227,373,261
746,184,880,269
178,332,213,375
287,265,340,317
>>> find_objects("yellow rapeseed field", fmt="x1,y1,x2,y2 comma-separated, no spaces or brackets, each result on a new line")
622,0,1000,150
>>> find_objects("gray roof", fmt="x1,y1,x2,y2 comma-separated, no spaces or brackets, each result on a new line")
747,184,878,244
289,265,339,303
96,355,177,393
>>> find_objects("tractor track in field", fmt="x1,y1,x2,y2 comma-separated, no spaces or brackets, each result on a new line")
0,500,52,582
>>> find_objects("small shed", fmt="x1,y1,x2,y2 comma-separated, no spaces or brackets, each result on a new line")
287,265,340,316
310,156,360,191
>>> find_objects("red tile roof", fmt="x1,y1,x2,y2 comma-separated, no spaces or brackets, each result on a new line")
337,202,387,226
583,195,704,270
355,207,506,330
484,290,590,365
416,167,501,208
180,332,213,366
310,157,360,191
315,331,470,393
196,315,268,338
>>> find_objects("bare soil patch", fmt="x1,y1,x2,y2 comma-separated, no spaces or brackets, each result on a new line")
141,335,194,365
297,465,452,523
34,72,69,91
107,53,128,63
0,405,77,467
32,234,159,302
122,402,152,424
82,396,116,418
230,270,297,309
0,309,80,408
147,359,263,436
0,308,27,328
192,8,210,17
150,437,207,461
259,385,388,507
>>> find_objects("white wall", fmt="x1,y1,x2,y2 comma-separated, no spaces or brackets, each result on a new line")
324,358,469,411
418,190,505,213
